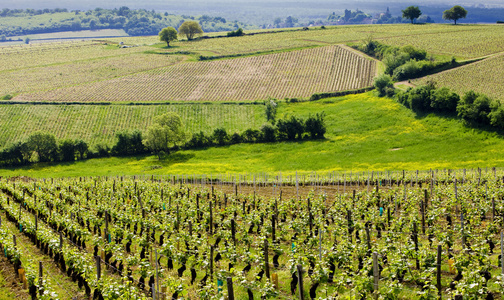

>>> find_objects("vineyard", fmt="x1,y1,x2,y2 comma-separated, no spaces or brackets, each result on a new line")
0,42,152,73
413,53,504,101
136,24,504,59
0,104,264,148
0,54,182,97
0,169,503,299
14,45,376,103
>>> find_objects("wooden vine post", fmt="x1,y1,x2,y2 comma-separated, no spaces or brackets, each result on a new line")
436,245,442,297
373,252,379,299
39,262,43,296
297,264,304,300
227,277,235,300
413,222,419,269
96,256,101,280
264,239,270,280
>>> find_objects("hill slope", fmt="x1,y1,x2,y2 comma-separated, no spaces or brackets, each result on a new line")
15,45,376,102
3,93,504,177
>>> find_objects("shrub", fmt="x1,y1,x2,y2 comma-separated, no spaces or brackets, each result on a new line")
227,28,244,37
212,128,229,145
430,87,459,112
95,144,111,157
230,132,243,144
305,113,326,139
186,131,211,148
277,115,304,140
260,124,277,142
241,129,262,143
374,74,394,97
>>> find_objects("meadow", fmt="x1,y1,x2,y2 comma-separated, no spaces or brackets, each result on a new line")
15,45,376,102
4,93,504,178
0,104,264,148
413,52,504,100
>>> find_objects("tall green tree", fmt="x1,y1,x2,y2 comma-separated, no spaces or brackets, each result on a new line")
26,131,58,162
158,26,177,46
443,5,467,25
178,21,203,40
402,6,422,24
143,112,187,159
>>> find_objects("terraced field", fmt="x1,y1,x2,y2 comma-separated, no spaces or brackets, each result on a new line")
0,104,264,148
413,53,504,100
15,45,376,102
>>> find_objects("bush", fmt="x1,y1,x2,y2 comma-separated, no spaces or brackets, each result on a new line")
230,132,243,144
241,128,262,143
95,144,111,157
212,128,229,145
430,87,459,112
265,99,278,123
260,124,276,142
305,113,326,139
374,74,394,97
186,131,211,148
112,130,145,156
277,115,304,140
227,28,244,37
457,91,492,125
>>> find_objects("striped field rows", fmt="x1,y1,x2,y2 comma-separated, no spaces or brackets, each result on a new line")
15,45,376,102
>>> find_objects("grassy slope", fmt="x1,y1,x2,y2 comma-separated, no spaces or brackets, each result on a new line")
4,93,504,177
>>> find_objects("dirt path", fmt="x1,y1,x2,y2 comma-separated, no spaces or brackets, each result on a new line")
394,80,416,89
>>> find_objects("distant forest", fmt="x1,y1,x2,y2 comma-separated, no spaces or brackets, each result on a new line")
0,7,250,37
0,5,503,39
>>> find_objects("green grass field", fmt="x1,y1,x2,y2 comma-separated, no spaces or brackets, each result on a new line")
0,104,265,148
4,93,504,178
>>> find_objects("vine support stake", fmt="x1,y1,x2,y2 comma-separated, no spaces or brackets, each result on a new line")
437,245,442,297
38,262,43,296
210,245,214,280
226,277,235,300
501,231,504,275
96,256,101,280
209,201,213,235
373,252,379,299
264,239,270,280
13,234,16,247
297,264,304,300
155,250,160,299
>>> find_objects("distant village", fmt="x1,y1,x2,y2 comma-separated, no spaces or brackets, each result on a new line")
263,8,434,29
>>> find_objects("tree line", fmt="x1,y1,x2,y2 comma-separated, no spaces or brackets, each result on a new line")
0,7,246,38
354,40,458,82
0,110,326,167
374,78,504,131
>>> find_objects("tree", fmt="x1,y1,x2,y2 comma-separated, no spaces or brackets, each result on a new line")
443,5,467,25
60,139,76,162
178,21,203,40
26,131,58,162
373,74,394,97
212,128,228,146
159,27,177,46
305,113,326,139
143,112,187,159
402,6,422,24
